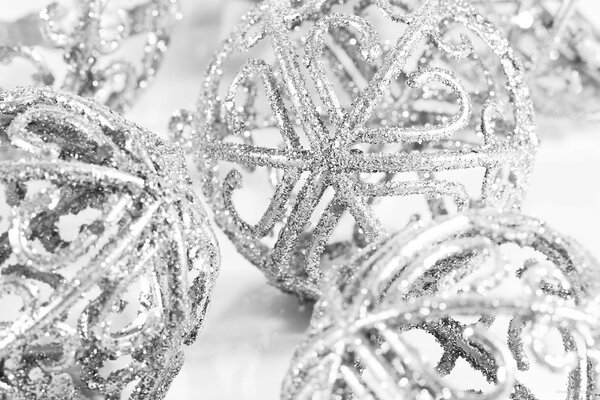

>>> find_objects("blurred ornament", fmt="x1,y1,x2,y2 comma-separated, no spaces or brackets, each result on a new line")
176,0,537,299
282,210,600,400
473,0,600,120
0,87,219,399
0,0,181,112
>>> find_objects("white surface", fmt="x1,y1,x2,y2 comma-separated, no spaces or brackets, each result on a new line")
93,0,600,398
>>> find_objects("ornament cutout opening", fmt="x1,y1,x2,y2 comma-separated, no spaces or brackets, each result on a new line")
282,210,600,400
473,0,600,120
0,87,219,400
183,0,538,299
0,0,181,112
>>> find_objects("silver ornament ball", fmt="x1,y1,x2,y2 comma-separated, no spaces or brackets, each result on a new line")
0,0,181,112
180,0,538,299
283,210,600,400
0,87,219,400
474,0,600,120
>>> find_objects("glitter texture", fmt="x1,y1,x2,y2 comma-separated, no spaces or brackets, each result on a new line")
0,87,219,399
180,0,538,299
0,0,181,112
282,210,600,399
474,0,600,119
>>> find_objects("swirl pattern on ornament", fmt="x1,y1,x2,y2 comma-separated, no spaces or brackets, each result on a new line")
0,87,219,400
282,211,600,400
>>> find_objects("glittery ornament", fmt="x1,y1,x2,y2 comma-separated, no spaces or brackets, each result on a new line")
473,0,600,119
0,0,181,112
282,210,600,400
0,87,219,400
178,0,538,299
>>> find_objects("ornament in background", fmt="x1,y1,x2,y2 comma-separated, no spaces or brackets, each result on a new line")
177,0,538,299
474,0,600,119
0,0,181,112
0,87,219,399
282,210,600,400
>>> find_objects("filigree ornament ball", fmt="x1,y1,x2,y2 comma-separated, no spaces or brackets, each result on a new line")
0,87,219,400
181,0,538,299
282,210,600,400
473,0,600,119
0,0,181,112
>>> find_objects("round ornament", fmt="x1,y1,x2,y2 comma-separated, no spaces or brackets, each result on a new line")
181,0,538,299
473,0,600,119
0,0,181,112
0,87,219,399
282,210,600,400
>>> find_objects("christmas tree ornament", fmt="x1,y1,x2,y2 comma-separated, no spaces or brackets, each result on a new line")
178,0,538,299
0,0,181,112
0,87,219,399
282,210,600,400
473,0,600,119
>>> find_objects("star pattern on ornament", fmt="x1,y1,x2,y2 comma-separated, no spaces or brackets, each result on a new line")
188,0,537,298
